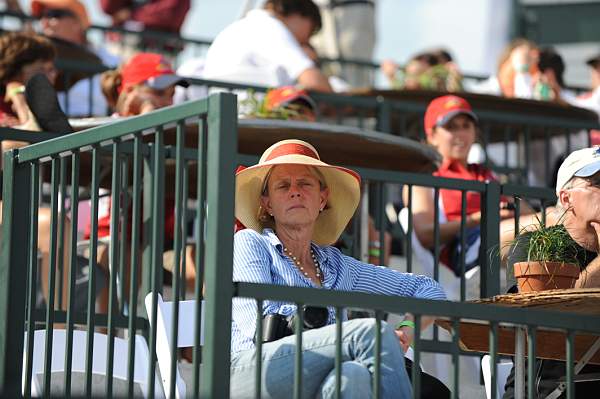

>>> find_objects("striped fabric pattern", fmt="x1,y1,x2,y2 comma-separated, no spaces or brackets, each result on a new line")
231,229,447,353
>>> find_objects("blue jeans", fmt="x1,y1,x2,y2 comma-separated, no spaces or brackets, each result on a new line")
230,318,412,399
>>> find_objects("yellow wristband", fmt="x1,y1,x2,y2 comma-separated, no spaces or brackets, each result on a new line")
6,85,25,100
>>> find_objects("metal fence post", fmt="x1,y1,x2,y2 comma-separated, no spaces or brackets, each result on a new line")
0,150,31,396
480,180,501,298
375,97,391,133
200,93,237,398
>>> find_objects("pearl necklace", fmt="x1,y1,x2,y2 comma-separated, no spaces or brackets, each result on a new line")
283,246,323,283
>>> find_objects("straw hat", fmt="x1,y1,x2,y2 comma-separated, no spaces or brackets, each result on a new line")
235,139,361,245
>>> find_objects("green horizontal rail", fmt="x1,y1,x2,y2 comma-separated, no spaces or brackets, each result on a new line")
235,282,600,334
17,98,209,162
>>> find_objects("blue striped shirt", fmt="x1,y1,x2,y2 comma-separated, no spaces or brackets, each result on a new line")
231,228,447,353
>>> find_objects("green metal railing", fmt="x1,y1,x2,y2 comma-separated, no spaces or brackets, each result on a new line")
0,93,237,397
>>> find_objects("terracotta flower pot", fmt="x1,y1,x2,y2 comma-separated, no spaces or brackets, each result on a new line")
513,261,580,292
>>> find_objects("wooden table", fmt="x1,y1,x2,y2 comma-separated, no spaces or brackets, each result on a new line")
437,289,600,398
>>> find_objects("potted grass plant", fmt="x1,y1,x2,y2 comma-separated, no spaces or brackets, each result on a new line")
508,218,582,292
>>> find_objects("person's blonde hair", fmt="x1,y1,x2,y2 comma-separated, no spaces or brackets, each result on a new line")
100,68,124,110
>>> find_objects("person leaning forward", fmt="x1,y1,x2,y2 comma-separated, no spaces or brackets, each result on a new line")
230,139,449,398
504,146,600,398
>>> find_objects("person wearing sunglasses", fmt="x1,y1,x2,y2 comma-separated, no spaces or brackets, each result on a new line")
31,0,121,117
503,146,600,398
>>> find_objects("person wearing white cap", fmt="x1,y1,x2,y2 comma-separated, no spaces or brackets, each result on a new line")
502,146,600,397
554,146,600,266
231,139,448,398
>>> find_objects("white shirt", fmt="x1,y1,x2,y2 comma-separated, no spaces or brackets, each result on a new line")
202,9,314,87
568,86,600,120
173,57,207,104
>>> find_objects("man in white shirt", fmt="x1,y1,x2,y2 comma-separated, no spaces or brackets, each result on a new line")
202,0,332,93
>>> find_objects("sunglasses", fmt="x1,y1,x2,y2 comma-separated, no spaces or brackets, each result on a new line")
43,8,77,20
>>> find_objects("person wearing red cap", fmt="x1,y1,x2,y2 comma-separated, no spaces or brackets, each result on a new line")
263,85,317,121
410,95,537,277
84,53,189,309
100,52,188,116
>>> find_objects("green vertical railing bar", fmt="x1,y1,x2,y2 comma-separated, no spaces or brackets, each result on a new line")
200,93,237,398
127,133,143,398
566,331,574,399
43,158,60,397
451,318,460,399
85,146,100,397
0,149,31,396
481,181,501,297
527,327,537,399
119,157,130,314
373,312,382,399
412,314,421,399
57,157,67,310
106,140,122,397
142,148,154,300
334,307,343,399
406,185,413,273
489,322,499,399
169,121,185,399
193,117,208,399
148,127,166,399
23,161,40,398
63,151,80,396
181,162,189,300
254,300,263,399
377,183,385,266
459,191,467,302
294,303,304,399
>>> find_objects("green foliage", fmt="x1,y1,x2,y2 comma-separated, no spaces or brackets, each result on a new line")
240,89,303,120
524,222,581,266
507,213,583,267
392,64,463,92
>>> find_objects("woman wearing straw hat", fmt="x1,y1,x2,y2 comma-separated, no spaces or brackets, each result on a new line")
232,139,447,398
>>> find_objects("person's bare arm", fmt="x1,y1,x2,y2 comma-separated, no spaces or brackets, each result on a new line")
406,185,481,249
575,256,600,288
297,67,333,93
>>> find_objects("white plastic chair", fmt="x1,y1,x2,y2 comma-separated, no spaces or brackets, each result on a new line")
22,329,163,398
398,207,480,301
145,293,205,399
481,354,513,399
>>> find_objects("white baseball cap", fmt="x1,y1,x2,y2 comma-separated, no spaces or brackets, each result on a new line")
556,146,600,194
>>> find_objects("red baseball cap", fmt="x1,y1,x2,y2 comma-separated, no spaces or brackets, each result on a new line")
264,86,316,112
119,53,188,94
424,95,478,137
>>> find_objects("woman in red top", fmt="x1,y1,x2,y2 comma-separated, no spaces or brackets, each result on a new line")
409,95,526,276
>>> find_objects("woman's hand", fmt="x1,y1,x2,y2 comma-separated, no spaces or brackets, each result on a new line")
395,326,414,353
5,81,30,124
121,89,159,116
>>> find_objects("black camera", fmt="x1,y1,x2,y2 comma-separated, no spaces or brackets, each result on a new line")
259,306,329,343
